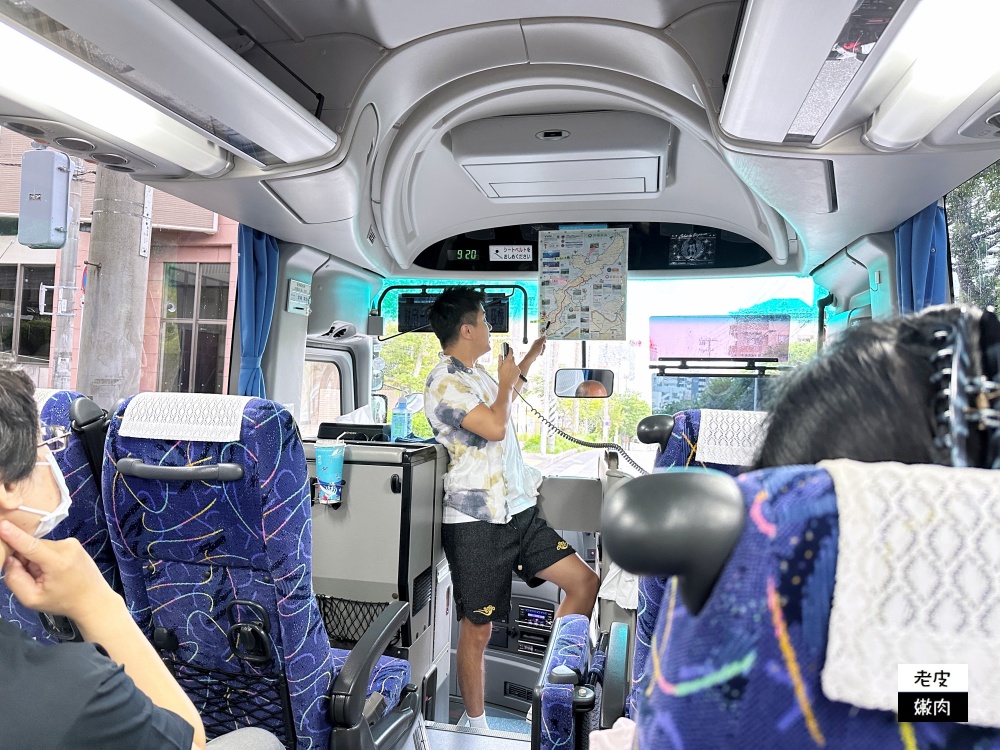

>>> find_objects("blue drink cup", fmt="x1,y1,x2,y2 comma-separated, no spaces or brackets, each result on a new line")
315,439,346,506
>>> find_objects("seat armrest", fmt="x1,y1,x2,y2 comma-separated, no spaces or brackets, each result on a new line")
369,688,418,749
600,621,630,729
330,600,408,727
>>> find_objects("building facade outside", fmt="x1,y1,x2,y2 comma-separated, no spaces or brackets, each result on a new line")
1,126,239,393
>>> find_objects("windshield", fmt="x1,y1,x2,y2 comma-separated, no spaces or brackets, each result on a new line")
377,275,820,475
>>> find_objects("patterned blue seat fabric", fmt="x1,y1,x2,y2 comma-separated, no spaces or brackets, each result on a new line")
635,465,1000,748
537,614,592,750
103,394,411,750
0,390,119,641
630,409,744,718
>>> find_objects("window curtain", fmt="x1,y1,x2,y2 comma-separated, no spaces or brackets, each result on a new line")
236,225,279,397
895,201,948,313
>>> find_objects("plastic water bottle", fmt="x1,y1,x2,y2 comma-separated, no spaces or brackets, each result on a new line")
391,397,410,442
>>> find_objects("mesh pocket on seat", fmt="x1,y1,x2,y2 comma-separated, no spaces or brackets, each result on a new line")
316,594,399,647
170,660,294,747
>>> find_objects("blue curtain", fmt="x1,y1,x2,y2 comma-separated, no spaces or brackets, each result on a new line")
237,225,279,397
895,201,948,313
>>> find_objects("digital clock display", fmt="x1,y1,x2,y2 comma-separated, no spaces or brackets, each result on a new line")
446,248,479,262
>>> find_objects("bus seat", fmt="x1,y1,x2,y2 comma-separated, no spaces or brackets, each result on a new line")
604,465,1000,748
0,390,118,643
532,614,627,750
651,409,763,474
103,393,417,750
628,409,760,715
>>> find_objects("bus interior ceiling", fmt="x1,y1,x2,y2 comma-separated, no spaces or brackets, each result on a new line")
2,1,999,307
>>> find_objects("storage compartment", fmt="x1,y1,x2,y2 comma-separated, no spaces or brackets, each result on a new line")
450,111,672,199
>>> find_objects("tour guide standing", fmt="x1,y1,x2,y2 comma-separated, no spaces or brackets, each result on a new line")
423,288,600,729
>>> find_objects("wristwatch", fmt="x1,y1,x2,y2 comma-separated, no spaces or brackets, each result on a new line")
518,374,528,384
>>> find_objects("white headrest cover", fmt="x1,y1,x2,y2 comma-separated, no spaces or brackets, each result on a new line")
821,459,1000,728
34,388,57,408
119,393,254,442
695,409,766,466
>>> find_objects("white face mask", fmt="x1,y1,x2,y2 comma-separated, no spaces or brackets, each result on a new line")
18,452,72,539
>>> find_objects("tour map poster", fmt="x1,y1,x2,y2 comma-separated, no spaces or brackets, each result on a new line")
537,227,628,340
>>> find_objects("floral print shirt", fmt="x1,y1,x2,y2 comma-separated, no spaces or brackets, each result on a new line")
424,354,541,524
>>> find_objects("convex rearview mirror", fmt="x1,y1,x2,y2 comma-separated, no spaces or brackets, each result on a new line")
553,368,614,398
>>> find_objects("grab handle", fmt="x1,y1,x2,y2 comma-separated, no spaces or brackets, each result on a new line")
116,457,243,481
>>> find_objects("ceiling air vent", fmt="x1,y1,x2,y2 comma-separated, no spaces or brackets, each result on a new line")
54,137,95,152
451,112,671,200
4,122,45,137
91,153,129,166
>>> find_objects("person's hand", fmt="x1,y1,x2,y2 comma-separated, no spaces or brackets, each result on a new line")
0,520,119,624
521,334,546,367
498,346,522,391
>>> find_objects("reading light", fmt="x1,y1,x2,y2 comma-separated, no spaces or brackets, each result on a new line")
863,0,1000,152
0,18,229,176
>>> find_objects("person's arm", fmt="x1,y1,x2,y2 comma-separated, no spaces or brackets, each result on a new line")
0,520,207,750
460,352,521,441
512,334,546,395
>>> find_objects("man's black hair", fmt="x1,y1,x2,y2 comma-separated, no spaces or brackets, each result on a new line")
0,364,40,484
427,287,487,349
752,306,959,469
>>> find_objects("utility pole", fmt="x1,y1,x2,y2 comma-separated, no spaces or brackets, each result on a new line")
49,156,83,390
75,166,152,411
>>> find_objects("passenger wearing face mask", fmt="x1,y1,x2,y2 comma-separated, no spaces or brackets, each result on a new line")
0,367,282,750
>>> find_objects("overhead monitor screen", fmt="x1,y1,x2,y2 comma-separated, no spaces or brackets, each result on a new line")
649,315,792,361
397,293,509,333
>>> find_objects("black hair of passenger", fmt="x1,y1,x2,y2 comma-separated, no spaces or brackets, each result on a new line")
427,287,487,349
752,307,961,469
0,364,41,485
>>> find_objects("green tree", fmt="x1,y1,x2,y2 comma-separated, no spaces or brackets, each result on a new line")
544,389,650,447
787,339,817,364
609,390,652,444
947,160,1000,309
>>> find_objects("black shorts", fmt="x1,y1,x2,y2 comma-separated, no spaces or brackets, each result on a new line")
441,505,576,624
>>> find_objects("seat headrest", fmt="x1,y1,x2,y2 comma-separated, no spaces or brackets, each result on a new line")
119,393,254,442
602,469,745,615
34,388,57,408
